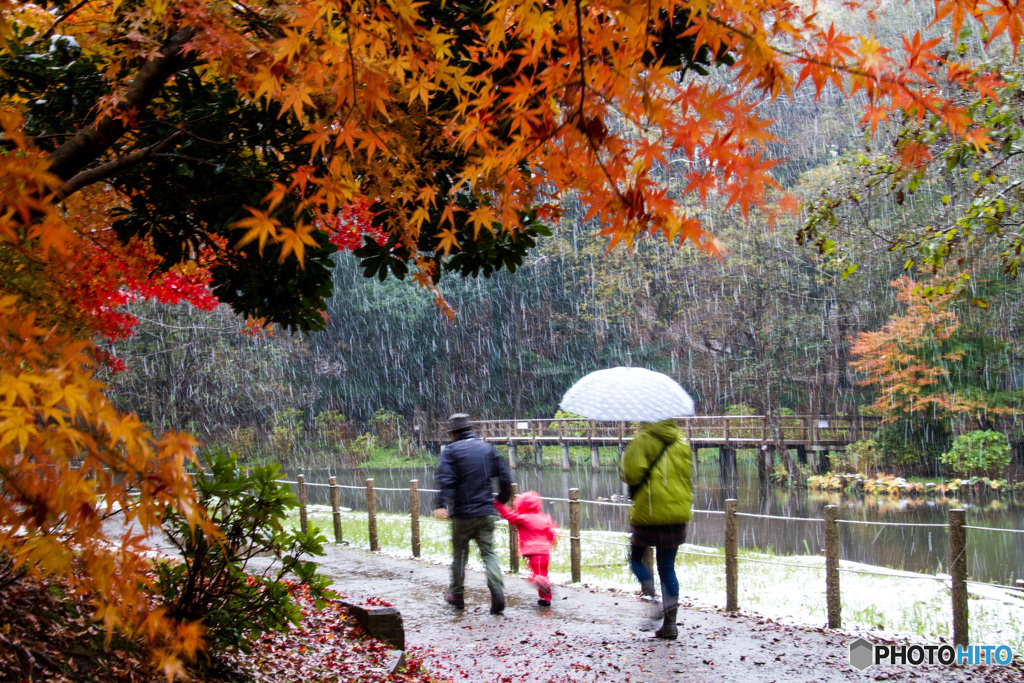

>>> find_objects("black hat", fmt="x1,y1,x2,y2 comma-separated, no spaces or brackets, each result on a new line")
449,413,472,433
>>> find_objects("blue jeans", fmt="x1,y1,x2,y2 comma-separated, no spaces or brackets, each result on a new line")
630,543,680,599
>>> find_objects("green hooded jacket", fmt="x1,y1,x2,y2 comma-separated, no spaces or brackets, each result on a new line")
619,419,692,526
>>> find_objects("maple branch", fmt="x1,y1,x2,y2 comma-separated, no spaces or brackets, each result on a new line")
581,126,629,211
231,1,287,41
703,12,947,116
39,0,93,42
46,27,196,183
573,0,588,124
56,131,184,200
340,19,398,161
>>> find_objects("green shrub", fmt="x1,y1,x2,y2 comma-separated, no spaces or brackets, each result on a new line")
370,408,402,447
843,439,882,474
550,409,587,436
941,430,1011,479
157,451,330,656
269,408,304,455
313,410,351,442
874,421,949,473
724,404,755,416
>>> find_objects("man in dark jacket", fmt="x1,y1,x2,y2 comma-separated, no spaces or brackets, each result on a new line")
433,413,512,614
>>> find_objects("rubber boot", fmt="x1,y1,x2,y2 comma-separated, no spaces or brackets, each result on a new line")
655,596,679,640
490,588,505,615
640,579,657,599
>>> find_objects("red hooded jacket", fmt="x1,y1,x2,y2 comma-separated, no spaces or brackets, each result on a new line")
494,490,558,556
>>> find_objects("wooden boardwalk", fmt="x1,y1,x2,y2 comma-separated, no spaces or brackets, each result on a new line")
415,414,1024,476
469,415,881,448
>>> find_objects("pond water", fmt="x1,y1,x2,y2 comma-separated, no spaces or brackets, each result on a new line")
290,456,1024,587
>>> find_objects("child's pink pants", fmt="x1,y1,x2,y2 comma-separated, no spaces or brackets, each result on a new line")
525,554,551,600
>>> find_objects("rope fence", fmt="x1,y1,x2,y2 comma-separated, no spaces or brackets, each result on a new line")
280,475,1015,647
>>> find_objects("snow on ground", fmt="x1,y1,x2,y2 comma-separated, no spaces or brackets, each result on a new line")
292,507,1024,654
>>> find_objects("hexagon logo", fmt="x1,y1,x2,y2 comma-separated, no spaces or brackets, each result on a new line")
849,638,875,671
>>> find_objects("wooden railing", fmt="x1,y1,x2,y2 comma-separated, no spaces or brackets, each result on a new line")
423,415,886,447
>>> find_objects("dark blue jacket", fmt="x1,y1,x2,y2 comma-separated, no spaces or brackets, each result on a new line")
435,430,512,518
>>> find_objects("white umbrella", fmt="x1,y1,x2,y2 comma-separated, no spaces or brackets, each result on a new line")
559,367,695,422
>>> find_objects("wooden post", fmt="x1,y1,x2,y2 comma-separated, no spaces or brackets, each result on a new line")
534,441,543,468
297,474,308,535
643,546,654,581
569,488,581,583
824,505,841,628
818,449,830,475
366,478,379,551
757,446,772,492
410,479,420,558
618,441,626,461
725,498,738,612
509,441,518,469
561,442,571,471
509,483,519,574
591,444,600,472
950,508,968,647
329,476,343,544
719,447,737,495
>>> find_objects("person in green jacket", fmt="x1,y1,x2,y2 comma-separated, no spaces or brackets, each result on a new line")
619,418,692,640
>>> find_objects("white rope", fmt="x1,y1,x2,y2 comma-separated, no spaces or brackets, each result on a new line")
965,579,1024,592
963,525,1024,535
583,537,632,548
736,556,825,571
736,512,821,522
837,519,947,528
680,549,727,560
837,567,949,582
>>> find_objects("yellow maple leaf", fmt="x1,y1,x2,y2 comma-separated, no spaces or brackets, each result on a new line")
276,222,319,265
435,227,460,255
232,209,281,255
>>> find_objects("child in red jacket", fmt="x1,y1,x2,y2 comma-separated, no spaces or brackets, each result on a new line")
494,490,558,606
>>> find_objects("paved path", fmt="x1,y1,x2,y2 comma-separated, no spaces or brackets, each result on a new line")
287,544,1024,683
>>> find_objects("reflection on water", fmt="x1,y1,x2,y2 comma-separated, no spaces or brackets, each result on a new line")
291,457,1024,586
